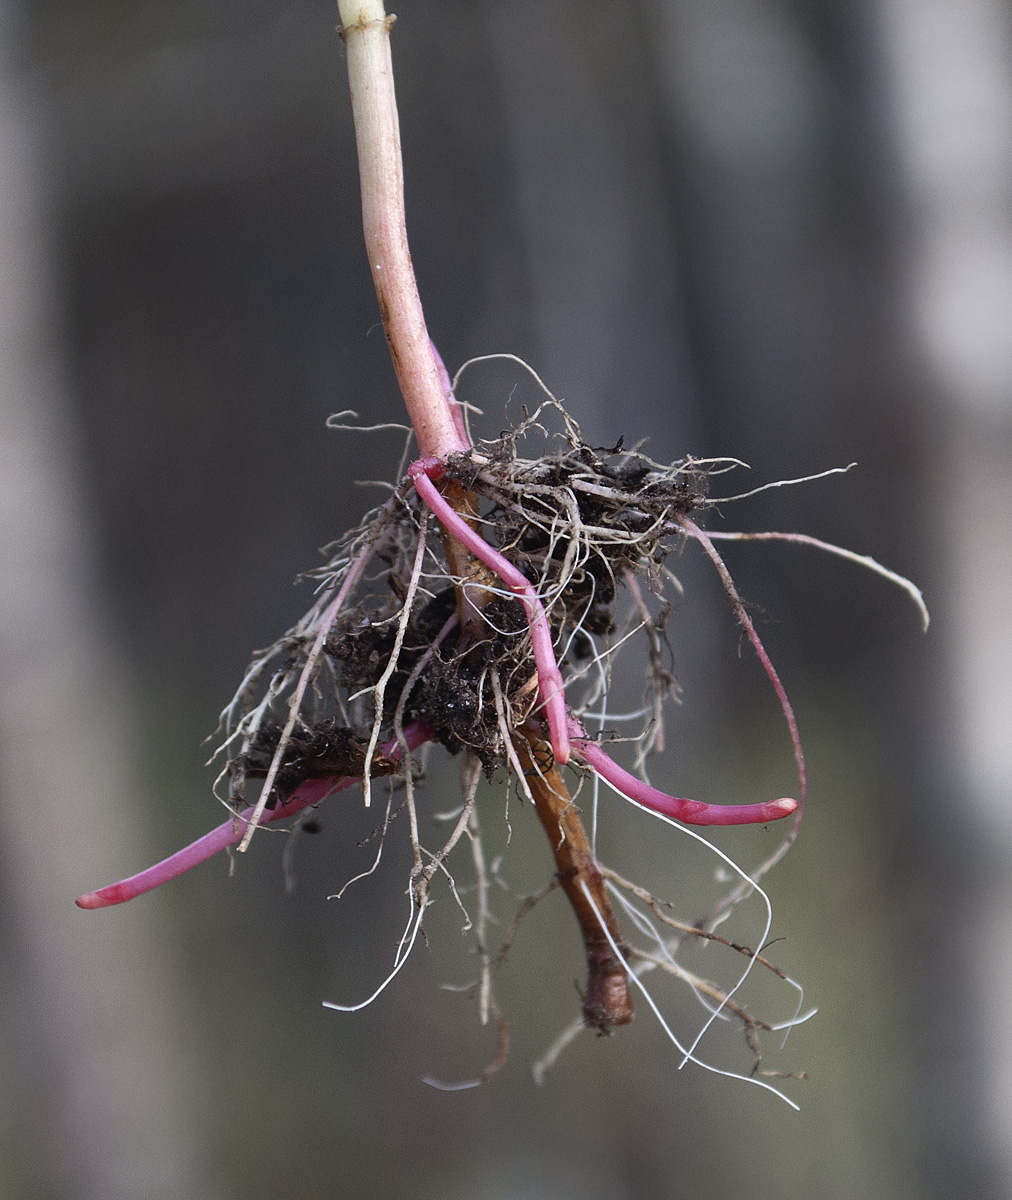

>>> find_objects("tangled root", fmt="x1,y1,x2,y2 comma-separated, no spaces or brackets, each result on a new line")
215,400,721,811
198,397,818,1097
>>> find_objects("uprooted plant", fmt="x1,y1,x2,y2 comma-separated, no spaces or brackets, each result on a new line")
76,2,927,1102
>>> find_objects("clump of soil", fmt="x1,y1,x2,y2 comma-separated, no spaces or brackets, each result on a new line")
217,403,710,807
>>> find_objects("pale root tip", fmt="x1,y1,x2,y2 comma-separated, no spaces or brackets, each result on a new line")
773,798,798,815
76,892,106,909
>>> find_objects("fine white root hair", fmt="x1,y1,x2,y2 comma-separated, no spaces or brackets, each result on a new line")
236,528,380,851
704,528,930,632
712,462,858,502
326,409,413,435
592,774,773,1064
322,892,427,1013
579,882,800,1110
361,512,429,808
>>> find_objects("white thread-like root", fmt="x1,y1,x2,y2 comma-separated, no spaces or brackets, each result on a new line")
322,892,426,1013
237,534,379,851
328,783,397,900
579,882,799,1109
362,513,428,807
713,462,857,502
326,410,412,435
705,528,929,632
590,773,774,1065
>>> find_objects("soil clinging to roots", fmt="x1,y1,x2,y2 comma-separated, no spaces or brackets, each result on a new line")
217,403,712,807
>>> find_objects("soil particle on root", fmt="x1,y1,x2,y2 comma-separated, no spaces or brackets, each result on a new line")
220,414,712,805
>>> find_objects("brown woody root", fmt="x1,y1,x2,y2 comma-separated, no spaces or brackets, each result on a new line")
511,721,633,1032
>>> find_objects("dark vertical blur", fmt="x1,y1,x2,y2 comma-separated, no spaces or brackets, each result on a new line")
2,0,1007,1195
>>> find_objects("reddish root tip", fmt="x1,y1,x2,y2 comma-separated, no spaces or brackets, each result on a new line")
76,722,432,910
569,718,796,827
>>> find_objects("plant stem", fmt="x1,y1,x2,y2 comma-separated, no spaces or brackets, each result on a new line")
338,0,468,459
338,4,630,1033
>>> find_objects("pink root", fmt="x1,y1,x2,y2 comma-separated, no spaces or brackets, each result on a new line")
408,457,570,765
76,721,432,910
569,718,796,827
678,517,807,813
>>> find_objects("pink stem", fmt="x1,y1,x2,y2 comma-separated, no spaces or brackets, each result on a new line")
429,339,469,449
340,7,468,460
76,721,432,910
569,718,796,826
408,457,570,765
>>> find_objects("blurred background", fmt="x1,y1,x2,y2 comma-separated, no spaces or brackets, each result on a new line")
1,0,1010,1196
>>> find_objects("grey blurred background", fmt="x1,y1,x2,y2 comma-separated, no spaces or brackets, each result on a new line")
1,0,1010,1196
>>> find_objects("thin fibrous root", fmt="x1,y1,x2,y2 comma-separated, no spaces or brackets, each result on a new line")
704,528,929,632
